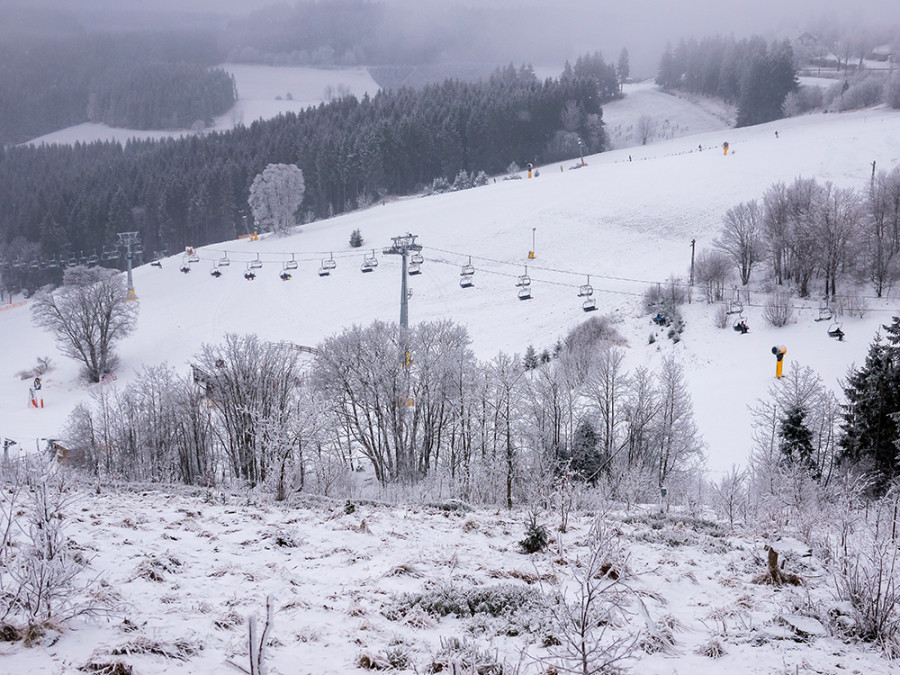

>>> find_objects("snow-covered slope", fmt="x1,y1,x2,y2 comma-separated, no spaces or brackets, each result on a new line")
3,99,900,479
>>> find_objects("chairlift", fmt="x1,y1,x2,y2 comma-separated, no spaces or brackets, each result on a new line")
218,252,231,267
133,242,144,256
244,265,256,280
249,253,263,270
102,246,118,261
284,254,298,271
86,250,100,266
187,250,200,264
460,256,475,277
361,257,375,273
516,266,531,287
459,274,474,288
210,262,222,277
816,300,834,322
180,259,191,274
364,249,378,268
410,251,424,265
408,261,422,275
726,287,743,315
322,252,337,270
518,285,533,300
578,275,594,298
29,257,41,270
280,271,292,281
45,256,59,269
66,253,78,267
318,260,331,276
582,297,597,312
11,257,24,269
827,322,845,341
733,318,750,334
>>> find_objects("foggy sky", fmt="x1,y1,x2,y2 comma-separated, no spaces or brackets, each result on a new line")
11,0,900,77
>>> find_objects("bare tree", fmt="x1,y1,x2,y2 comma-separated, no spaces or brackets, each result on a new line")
248,163,305,235
32,266,138,382
693,249,731,302
715,200,764,285
636,114,655,145
863,167,900,297
815,181,860,297
762,181,791,285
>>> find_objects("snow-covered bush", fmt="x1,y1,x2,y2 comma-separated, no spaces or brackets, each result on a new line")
762,292,793,326
784,86,824,116
836,76,886,111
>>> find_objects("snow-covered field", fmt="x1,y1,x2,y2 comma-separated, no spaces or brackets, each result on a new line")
2,85,900,674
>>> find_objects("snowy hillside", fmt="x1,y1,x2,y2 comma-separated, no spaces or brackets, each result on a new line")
3,100,900,478
3,88,900,675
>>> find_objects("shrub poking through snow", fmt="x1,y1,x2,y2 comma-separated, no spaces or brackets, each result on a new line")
519,511,550,554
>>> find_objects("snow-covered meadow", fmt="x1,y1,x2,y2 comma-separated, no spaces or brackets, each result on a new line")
2,79,900,673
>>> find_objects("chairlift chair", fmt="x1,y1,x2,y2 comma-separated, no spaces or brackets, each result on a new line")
518,285,533,300
322,253,337,270
210,262,222,277
410,251,424,265
318,260,331,276
726,287,743,315
459,274,474,288
582,297,597,312
460,257,475,277
218,252,231,267
280,271,292,281
29,257,41,270
249,253,263,270
66,253,78,267
827,322,845,340
816,301,834,322
284,254,298,271
408,261,422,275
102,246,118,261
517,266,531,287
180,257,191,273
45,256,59,269
188,251,200,264
364,250,378,268
86,250,100,266
361,257,375,273
244,264,256,280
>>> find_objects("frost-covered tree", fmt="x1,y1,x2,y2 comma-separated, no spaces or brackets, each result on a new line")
32,266,138,382
248,163,305,235
715,200,764,285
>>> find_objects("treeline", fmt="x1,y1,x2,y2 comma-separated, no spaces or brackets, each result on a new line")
62,318,703,505
702,167,900,299
656,36,798,127
87,63,236,130
0,30,225,144
0,66,605,294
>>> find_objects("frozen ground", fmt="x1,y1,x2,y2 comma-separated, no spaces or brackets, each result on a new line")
0,486,895,675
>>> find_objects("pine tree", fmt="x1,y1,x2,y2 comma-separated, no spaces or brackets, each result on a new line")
779,406,815,471
840,317,900,490
570,418,604,484
349,228,363,248
523,345,538,370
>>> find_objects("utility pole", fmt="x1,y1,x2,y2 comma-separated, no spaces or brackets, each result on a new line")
383,233,422,330
117,231,141,300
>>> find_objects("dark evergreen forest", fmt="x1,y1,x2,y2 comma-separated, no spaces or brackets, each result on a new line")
0,30,227,145
87,63,236,131
656,36,798,127
0,66,606,294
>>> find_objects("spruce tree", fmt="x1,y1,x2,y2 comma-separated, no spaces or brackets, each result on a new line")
779,406,815,471
840,317,900,490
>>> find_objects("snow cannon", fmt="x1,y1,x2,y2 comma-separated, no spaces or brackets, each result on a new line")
771,345,787,378
723,141,729,156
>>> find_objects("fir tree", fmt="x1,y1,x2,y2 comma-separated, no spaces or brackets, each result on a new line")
779,406,815,471
840,317,900,490
523,345,538,370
